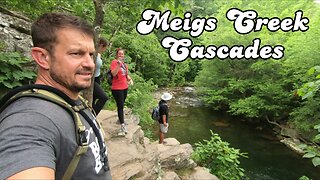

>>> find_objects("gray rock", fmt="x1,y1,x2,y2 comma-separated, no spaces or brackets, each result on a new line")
185,167,219,180
163,171,181,180
97,110,218,180
0,11,32,58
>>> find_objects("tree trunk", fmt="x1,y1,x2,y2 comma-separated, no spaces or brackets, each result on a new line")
265,115,282,129
82,0,107,105
93,0,106,27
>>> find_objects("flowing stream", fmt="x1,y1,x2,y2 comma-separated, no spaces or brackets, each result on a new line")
153,87,320,180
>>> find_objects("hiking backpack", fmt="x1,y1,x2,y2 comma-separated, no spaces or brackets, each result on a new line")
106,69,113,85
151,105,160,121
0,84,108,179
151,102,167,121
107,63,128,86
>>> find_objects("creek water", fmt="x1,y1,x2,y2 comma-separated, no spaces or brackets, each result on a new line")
153,87,320,180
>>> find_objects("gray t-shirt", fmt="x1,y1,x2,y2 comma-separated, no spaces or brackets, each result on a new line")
0,97,112,179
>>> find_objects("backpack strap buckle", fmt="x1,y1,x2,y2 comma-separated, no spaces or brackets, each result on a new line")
78,125,88,147
100,149,109,171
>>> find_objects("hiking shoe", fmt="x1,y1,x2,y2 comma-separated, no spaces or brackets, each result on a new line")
117,131,126,136
121,124,128,134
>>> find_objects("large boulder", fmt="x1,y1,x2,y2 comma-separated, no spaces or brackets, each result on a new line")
97,110,219,180
157,140,197,170
0,10,32,57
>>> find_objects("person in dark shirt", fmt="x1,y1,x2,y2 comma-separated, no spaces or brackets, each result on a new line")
158,92,172,144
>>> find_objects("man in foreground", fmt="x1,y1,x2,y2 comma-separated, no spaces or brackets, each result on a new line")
0,12,111,179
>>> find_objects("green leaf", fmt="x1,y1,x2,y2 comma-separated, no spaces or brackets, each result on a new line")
314,134,320,141
303,153,316,159
0,66,11,73
0,76,9,83
2,81,22,89
307,67,315,75
302,91,314,100
225,157,233,162
312,157,320,167
314,66,320,73
299,176,310,180
314,124,320,130
230,154,238,159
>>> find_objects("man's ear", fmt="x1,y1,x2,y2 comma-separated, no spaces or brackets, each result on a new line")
31,47,50,70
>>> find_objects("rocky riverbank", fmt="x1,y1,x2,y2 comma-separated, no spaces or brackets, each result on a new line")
97,109,219,180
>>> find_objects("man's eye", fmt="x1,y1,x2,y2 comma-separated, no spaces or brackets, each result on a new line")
71,52,84,56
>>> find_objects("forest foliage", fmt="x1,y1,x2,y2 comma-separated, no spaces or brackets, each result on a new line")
192,130,248,180
192,0,320,139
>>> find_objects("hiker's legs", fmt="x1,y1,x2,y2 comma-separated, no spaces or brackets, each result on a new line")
159,131,164,144
112,89,128,124
123,88,128,103
93,81,108,115
159,123,168,144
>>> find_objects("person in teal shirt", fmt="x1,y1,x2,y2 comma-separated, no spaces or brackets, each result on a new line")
93,38,109,115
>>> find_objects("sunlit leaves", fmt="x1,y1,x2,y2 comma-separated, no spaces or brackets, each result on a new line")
300,143,320,167
192,130,248,180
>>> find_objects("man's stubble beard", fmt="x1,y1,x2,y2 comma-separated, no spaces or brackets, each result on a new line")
49,58,92,93
50,69,90,93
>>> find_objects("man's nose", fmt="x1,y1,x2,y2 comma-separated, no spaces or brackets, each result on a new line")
83,54,95,68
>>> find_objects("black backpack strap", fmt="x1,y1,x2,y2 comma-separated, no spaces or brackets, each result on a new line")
77,96,109,171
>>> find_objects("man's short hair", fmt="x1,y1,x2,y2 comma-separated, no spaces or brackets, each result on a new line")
99,38,108,47
31,13,94,54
